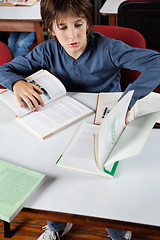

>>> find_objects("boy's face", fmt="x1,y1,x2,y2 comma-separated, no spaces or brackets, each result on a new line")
51,11,88,59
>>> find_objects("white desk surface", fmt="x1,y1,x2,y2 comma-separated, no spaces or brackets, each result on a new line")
100,0,124,15
0,1,41,19
0,92,160,227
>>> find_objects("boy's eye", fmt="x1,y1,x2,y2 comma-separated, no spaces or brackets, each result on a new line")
59,26,67,30
58,22,83,30
75,23,82,28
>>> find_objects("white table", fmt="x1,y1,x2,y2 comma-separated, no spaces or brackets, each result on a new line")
100,0,124,25
0,1,44,44
1,92,160,237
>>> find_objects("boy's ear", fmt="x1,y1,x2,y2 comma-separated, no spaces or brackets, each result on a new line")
86,24,90,32
48,28,55,37
86,25,89,35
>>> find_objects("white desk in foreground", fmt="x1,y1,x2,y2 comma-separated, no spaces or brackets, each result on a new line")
0,92,160,237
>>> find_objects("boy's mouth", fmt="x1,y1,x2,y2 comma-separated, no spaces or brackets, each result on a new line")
69,42,79,47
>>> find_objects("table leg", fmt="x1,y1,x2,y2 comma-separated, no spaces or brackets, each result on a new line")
3,221,12,238
35,22,45,44
108,15,117,26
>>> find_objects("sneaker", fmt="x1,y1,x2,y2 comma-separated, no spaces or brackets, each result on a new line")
123,231,132,240
109,231,132,240
37,223,73,240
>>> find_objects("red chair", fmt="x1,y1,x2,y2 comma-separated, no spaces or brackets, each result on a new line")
93,25,146,91
0,41,13,89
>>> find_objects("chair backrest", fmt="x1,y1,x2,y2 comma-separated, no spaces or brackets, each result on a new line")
118,1,160,51
0,41,13,89
93,25,146,91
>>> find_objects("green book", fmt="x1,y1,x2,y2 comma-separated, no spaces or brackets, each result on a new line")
0,159,45,222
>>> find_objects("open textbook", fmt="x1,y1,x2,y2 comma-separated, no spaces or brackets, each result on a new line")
0,0,38,6
57,91,160,177
0,70,93,139
0,159,45,222
94,91,160,124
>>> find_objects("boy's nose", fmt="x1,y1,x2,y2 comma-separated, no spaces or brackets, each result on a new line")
69,27,76,40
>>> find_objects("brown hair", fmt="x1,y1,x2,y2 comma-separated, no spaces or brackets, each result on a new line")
41,0,93,38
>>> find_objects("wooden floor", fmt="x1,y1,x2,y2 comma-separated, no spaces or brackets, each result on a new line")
0,211,160,240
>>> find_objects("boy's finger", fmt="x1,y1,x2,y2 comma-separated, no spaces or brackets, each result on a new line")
32,83,44,94
15,95,25,108
32,91,45,107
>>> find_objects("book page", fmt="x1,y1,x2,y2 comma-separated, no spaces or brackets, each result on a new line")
0,0,38,6
94,92,160,125
0,160,45,222
94,92,122,124
105,111,160,166
26,70,66,103
0,89,31,117
57,122,118,177
0,70,66,117
16,0,38,6
95,91,133,169
0,0,17,5
57,123,102,174
134,92,160,122
16,95,93,139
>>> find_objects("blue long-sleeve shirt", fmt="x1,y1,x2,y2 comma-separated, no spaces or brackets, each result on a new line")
0,32,160,109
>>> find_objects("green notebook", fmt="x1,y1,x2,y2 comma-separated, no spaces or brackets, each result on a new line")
0,159,45,222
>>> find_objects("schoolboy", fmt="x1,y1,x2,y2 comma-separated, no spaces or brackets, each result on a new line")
0,0,160,239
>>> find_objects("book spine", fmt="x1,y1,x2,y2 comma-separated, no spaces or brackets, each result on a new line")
103,161,119,177
94,94,100,124
56,154,63,164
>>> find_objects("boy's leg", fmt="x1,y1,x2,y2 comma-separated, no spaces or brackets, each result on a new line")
13,32,36,57
8,32,20,57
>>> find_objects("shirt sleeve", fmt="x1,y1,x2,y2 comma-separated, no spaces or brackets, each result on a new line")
0,41,48,90
109,39,160,109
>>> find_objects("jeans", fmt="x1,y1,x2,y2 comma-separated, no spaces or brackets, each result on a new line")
47,220,127,240
8,32,35,58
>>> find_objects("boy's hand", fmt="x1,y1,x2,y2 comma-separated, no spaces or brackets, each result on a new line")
13,80,45,111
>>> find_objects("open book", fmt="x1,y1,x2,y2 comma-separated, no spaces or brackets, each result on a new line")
0,70,93,139
94,91,160,124
0,0,38,6
57,91,160,177
0,159,45,222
